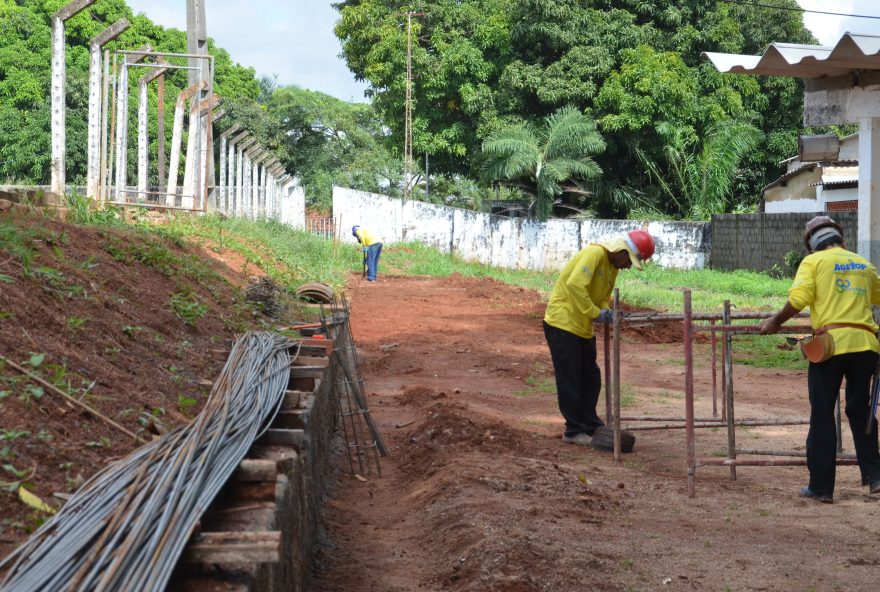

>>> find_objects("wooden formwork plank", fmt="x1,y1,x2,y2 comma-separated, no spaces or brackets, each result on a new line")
183,531,281,564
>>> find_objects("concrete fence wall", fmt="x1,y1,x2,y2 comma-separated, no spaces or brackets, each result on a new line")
333,187,710,271
711,211,858,273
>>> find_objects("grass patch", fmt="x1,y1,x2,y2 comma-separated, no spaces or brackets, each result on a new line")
382,242,558,294
732,334,806,371
616,263,791,313
620,384,637,407
516,375,556,398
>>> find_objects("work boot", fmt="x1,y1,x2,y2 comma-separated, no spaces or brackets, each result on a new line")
799,485,833,504
562,433,591,446
869,481,880,495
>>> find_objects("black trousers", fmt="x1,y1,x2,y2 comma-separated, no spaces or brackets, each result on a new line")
807,350,880,495
543,321,605,437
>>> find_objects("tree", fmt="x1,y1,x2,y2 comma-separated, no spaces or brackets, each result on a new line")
267,86,399,211
334,0,815,216
0,0,260,187
481,106,605,220
636,120,762,220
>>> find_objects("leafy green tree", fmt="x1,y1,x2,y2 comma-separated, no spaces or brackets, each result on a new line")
636,120,762,220
481,106,605,220
335,0,815,216
0,0,259,188
267,86,399,211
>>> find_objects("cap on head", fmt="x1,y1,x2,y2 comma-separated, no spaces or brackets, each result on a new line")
352,225,360,238
803,215,842,252
623,229,655,270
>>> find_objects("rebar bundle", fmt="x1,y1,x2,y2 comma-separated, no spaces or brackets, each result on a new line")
0,331,296,592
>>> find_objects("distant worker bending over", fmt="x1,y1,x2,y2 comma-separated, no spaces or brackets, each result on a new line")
352,225,383,282
543,229,655,445
760,215,880,503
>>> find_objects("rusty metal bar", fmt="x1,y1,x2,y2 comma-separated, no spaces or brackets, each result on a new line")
693,324,812,334
622,416,808,425
684,290,695,498
604,321,611,425
737,448,856,459
612,289,621,461
724,300,736,481
699,458,858,467
710,319,718,417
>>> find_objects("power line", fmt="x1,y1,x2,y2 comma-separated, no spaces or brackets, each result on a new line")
719,0,880,21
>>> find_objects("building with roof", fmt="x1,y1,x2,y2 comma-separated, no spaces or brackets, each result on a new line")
703,33,880,264
763,133,858,214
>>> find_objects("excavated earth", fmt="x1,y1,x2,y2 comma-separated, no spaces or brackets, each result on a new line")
311,273,880,592
2,207,880,592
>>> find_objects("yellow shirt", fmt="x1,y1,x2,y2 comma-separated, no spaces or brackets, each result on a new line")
789,246,880,355
355,227,382,246
544,244,617,339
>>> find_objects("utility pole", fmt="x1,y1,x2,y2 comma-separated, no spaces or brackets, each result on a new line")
398,10,424,201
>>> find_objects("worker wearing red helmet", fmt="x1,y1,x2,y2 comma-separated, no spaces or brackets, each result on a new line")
760,215,880,503
543,229,655,446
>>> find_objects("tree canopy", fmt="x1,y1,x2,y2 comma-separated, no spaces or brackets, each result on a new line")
0,0,259,186
335,0,816,218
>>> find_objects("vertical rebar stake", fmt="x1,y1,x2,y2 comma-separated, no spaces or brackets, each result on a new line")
711,319,718,417
604,322,611,425
724,300,737,481
684,290,696,498
613,288,621,461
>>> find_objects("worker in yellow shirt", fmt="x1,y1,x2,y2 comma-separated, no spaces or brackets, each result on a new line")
761,215,880,503
352,225,383,282
543,229,655,446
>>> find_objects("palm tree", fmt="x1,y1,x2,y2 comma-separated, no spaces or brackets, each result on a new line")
636,120,762,220
481,106,606,220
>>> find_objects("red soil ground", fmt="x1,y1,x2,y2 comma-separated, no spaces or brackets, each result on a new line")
2,209,879,592
311,273,880,592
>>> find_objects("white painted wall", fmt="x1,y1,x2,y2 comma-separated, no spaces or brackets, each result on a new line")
333,186,709,270
280,184,306,229
764,198,823,214
818,186,858,207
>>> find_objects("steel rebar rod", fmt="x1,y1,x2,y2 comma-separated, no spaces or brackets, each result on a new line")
0,332,295,592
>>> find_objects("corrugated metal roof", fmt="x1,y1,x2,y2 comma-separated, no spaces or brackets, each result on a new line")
822,165,858,184
703,33,880,78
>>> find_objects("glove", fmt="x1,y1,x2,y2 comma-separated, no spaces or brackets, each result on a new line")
594,309,613,323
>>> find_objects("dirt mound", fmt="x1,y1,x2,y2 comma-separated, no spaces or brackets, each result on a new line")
398,384,447,406
0,210,266,559
398,401,524,475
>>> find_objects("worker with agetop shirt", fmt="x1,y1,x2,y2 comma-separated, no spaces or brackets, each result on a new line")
352,225,383,282
543,229,655,446
760,215,880,503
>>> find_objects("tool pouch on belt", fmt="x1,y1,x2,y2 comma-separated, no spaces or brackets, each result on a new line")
800,323,876,363
800,332,834,363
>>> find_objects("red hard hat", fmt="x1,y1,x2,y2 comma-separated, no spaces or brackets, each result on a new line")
627,229,655,263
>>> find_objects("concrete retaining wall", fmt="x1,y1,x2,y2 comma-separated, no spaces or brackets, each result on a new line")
170,337,337,591
333,186,710,270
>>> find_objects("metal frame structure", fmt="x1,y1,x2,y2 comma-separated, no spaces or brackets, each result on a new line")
110,50,214,209
602,289,854,498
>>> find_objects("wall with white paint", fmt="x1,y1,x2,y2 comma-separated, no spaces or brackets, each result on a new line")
281,184,306,229
333,186,709,270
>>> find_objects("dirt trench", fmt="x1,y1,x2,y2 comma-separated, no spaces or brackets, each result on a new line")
310,273,880,592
